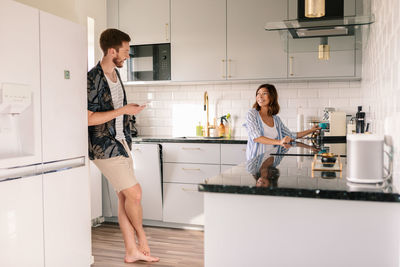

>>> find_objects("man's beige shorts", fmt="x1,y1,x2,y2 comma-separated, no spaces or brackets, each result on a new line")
92,140,138,193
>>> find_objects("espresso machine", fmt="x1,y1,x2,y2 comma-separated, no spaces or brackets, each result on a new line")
319,108,347,142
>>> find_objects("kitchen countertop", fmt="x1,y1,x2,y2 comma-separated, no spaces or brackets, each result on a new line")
131,136,247,144
199,142,400,203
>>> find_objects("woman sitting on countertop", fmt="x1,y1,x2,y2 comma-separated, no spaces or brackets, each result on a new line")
244,83,320,160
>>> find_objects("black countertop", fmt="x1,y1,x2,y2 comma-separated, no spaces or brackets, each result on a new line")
199,142,400,203
132,136,247,144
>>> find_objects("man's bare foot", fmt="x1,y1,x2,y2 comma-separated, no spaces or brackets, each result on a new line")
138,241,150,256
124,250,159,263
137,236,150,256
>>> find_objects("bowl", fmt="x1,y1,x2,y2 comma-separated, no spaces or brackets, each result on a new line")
321,171,337,179
321,153,337,167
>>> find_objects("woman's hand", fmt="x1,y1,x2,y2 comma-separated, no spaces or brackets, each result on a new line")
310,125,321,132
279,135,292,146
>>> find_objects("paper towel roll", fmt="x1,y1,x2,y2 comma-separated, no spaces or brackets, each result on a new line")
297,113,304,132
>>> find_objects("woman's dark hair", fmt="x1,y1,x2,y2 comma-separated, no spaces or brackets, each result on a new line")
100,28,131,56
252,84,280,116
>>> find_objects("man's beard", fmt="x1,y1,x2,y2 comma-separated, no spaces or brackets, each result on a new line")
113,57,124,68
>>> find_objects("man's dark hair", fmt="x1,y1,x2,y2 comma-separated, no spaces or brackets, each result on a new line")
99,28,131,56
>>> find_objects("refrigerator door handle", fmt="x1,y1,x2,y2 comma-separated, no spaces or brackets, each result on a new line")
41,156,85,174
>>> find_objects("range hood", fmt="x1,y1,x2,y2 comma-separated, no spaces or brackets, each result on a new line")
265,0,374,39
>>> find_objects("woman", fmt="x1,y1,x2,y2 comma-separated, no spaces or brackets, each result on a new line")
244,84,319,160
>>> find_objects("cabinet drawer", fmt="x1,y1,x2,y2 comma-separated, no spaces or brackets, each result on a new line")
164,163,220,184
221,144,247,165
162,143,220,164
163,183,204,225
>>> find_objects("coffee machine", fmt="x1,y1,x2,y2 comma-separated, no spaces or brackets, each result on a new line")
320,109,347,142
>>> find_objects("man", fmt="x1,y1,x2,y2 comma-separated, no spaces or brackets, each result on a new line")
87,28,159,263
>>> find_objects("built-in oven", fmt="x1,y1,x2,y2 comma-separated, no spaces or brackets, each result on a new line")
127,43,171,81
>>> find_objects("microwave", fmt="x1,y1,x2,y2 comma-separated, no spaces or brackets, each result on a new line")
127,43,171,81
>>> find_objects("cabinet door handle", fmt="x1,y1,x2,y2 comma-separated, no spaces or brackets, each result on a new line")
242,149,246,151
181,187,200,192
182,168,201,171
181,147,201,150
165,23,169,41
227,59,232,78
222,59,226,78
133,148,141,151
289,56,294,76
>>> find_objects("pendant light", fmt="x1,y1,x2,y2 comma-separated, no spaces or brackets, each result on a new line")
318,37,330,60
305,0,325,18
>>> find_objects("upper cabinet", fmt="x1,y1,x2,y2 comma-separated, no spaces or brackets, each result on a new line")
226,0,287,80
288,36,356,78
118,0,170,45
171,0,287,81
171,0,226,81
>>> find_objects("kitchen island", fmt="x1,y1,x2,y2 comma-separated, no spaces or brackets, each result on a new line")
199,143,400,267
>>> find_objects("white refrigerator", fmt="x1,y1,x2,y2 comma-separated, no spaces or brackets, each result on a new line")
0,1,91,267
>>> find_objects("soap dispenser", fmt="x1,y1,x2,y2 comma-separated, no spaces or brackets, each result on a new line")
218,118,225,137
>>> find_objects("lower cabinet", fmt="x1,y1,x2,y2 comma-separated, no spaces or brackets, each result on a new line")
0,175,44,267
132,144,163,221
43,166,91,267
163,183,205,225
162,142,246,226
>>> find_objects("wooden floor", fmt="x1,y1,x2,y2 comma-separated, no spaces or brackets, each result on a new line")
91,223,204,267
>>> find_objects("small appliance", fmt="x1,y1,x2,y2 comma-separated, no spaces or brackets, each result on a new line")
127,43,171,81
346,134,386,183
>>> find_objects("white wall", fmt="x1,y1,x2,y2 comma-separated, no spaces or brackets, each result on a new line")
361,0,400,183
125,81,362,138
15,0,107,63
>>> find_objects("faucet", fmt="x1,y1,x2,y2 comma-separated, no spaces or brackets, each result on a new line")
204,91,215,137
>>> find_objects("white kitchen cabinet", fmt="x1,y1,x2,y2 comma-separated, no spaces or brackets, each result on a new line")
171,0,287,81
119,0,170,45
226,0,287,79
288,36,356,78
43,166,91,267
162,142,221,164
164,163,220,184
163,183,204,225
162,142,221,225
103,143,163,221
221,144,247,165
0,175,44,267
171,0,226,81
40,11,88,162
131,143,163,221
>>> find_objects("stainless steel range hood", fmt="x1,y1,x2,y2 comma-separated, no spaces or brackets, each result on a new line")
265,0,374,39
265,15,374,38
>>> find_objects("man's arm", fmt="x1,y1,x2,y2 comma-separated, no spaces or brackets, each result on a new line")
88,104,145,126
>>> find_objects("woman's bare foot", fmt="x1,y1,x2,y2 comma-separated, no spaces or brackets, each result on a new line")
124,250,159,263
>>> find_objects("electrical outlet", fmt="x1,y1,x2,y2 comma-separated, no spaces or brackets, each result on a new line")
64,70,70,79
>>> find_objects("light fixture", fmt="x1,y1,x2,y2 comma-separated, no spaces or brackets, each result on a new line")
305,0,325,18
318,37,330,60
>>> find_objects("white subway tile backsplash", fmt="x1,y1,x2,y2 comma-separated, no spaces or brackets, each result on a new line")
328,81,349,88
308,81,329,88
338,88,361,98
297,89,318,98
278,88,298,98
126,79,362,138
